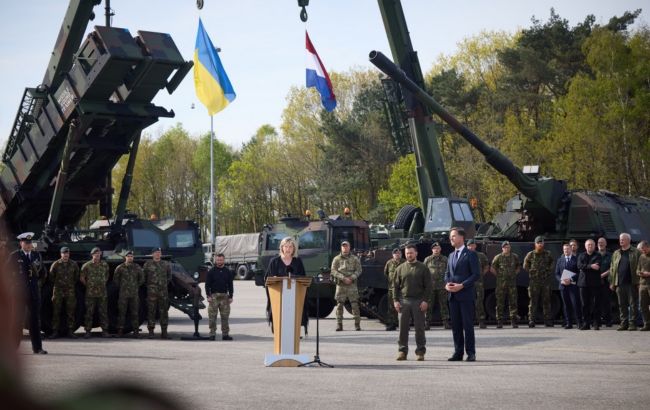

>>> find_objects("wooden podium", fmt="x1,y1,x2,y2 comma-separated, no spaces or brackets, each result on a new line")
264,276,312,367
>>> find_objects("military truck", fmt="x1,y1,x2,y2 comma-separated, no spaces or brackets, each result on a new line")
0,0,204,333
254,214,391,320
207,233,260,280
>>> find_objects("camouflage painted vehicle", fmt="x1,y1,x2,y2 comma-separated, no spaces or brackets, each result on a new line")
0,0,204,332
255,215,391,319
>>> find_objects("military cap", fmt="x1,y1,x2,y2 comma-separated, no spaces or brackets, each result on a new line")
340,241,350,246
124,249,134,256
501,240,510,248
17,232,35,241
467,239,476,245
392,248,401,254
431,242,441,249
90,247,101,254
534,235,545,243
151,247,162,253
60,246,70,253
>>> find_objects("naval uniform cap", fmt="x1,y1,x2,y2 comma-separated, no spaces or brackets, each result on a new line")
17,232,35,241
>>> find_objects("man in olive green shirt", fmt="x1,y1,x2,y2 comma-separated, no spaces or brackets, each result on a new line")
383,248,404,331
393,244,431,361
636,240,650,331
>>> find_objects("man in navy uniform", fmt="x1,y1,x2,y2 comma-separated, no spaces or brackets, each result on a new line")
10,232,47,354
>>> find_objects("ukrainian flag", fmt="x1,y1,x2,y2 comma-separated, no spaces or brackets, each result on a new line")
194,19,236,115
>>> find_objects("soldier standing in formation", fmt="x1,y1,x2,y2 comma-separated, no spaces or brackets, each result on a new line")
423,242,450,329
393,244,431,361
205,253,235,341
9,233,47,354
81,247,109,338
331,240,362,331
49,246,79,338
383,248,404,331
637,241,650,331
467,239,489,329
610,233,641,331
144,247,172,339
491,241,520,328
113,250,144,337
523,236,554,327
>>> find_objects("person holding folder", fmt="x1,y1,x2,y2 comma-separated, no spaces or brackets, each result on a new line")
555,243,581,329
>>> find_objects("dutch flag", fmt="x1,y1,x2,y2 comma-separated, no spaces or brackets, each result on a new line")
306,31,336,112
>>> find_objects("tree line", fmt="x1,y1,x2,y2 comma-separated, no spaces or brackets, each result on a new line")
94,9,648,238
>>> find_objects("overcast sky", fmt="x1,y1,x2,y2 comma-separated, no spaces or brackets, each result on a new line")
0,0,646,149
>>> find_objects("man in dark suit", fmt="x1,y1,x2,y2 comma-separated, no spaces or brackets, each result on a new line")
444,227,480,362
555,243,581,329
577,239,603,330
9,232,47,354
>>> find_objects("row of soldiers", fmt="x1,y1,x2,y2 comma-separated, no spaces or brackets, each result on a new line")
382,234,650,331
48,246,171,339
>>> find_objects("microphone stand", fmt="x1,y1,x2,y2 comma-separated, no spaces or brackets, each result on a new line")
300,273,333,368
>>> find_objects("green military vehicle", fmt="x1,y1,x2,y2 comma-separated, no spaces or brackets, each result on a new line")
0,0,204,333
255,214,392,320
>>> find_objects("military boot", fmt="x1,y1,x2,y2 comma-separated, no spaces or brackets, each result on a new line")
628,323,637,331
336,323,343,331
443,319,451,329
222,334,233,341
617,322,628,331
545,320,554,327
161,328,170,339
84,330,91,339
511,319,518,328
66,330,77,339
496,320,503,329
133,329,140,338
479,320,486,329
148,329,155,339
416,354,425,361
640,324,650,331
385,324,397,331
396,352,407,361
355,324,361,331
424,323,431,331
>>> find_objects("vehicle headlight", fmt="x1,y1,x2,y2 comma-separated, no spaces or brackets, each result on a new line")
193,271,199,280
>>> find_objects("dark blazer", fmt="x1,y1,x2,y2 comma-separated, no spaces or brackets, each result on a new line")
264,256,306,279
444,247,480,302
10,250,44,298
577,251,602,288
555,254,578,290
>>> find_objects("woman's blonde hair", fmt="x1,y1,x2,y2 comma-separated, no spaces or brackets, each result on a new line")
279,237,298,257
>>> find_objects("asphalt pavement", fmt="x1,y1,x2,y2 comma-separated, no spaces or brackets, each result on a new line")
18,281,650,410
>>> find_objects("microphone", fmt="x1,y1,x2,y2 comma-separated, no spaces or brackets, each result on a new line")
285,265,293,277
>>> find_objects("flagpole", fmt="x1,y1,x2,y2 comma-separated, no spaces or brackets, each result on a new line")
210,115,215,248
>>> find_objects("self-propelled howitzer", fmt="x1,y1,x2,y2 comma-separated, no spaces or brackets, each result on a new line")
370,50,650,244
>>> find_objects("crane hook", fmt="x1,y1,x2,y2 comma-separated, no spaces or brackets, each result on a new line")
300,6,308,22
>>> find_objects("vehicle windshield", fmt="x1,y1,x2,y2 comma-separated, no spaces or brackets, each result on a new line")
298,230,327,250
132,228,163,248
168,229,196,248
265,232,290,251
426,198,452,231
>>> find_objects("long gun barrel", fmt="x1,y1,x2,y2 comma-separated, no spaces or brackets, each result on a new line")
369,50,565,216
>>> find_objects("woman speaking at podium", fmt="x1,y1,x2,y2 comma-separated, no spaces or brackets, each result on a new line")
264,237,308,333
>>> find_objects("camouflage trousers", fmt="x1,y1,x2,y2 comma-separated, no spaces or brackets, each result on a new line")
84,295,108,331
335,285,360,325
426,288,449,324
52,290,76,333
147,289,169,330
475,282,485,321
208,293,231,336
386,290,398,326
528,280,552,322
495,279,518,321
117,295,139,330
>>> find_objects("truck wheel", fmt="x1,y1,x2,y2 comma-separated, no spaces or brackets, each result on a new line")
308,297,335,318
394,205,421,230
236,264,252,280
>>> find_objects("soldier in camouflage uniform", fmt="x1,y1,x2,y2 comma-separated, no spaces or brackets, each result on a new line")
491,241,520,328
49,246,79,338
331,241,362,331
113,250,144,337
637,241,650,331
523,236,555,327
467,239,489,328
423,242,450,329
144,247,172,339
383,248,404,331
80,247,109,338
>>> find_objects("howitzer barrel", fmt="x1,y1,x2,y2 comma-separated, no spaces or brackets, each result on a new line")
369,50,563,216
